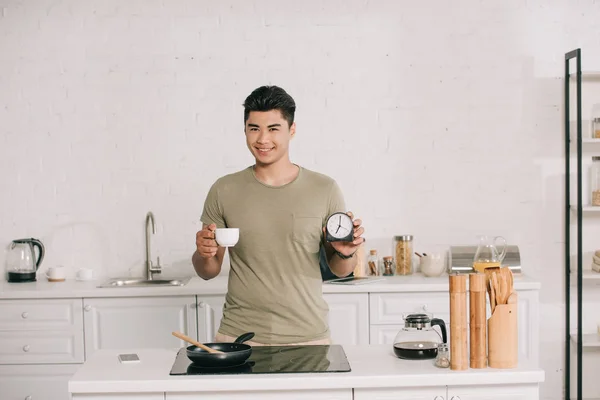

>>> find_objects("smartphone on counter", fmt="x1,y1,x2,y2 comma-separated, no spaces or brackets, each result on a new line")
118,353,140,363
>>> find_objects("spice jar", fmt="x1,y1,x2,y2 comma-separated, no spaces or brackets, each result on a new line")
394,235,414,275
592,156,600,206
434,343,450,368
594,118,600,139
367,249,380,276
382,256,395,276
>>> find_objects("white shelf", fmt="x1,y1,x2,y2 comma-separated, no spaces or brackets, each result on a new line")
570,333,600,347
570,205,600,212
583,138,600,143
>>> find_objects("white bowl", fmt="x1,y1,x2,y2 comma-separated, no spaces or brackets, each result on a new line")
420,254,446,277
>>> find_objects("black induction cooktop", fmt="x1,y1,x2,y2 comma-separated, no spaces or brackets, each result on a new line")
169,344,351,375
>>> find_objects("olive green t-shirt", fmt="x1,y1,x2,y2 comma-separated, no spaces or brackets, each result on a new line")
200,165,345,344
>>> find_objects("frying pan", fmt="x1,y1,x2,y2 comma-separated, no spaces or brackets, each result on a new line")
177,331,255,367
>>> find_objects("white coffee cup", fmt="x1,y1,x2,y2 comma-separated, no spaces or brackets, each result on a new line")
76,268,95,281
215,228,240,247
46,265,67,282
420,254,446,277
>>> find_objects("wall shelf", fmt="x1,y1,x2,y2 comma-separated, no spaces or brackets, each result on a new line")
570,71,600,80
570,333,600,347
570,205,600,212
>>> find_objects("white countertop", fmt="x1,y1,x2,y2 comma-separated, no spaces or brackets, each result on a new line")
0,273,541,299
68,345,545,394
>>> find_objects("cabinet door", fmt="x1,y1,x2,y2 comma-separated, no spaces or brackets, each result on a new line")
168,389,352,400
83,296,197,359
370,324,403,345
323,293,369,345
354,387,446,400
447,384,539,399
197,295,225,342
72,395,163,400
0,363,80,400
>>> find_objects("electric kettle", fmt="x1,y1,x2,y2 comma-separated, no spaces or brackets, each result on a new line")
393,313,447,360
5,238,45,283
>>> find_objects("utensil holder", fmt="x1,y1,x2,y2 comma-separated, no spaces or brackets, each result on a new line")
487,302,518,368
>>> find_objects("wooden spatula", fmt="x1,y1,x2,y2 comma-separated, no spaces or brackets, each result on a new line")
172,331,223,354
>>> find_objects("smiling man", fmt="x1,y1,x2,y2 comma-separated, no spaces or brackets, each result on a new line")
192,85,365,346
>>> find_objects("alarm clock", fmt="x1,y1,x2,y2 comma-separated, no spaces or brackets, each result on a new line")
325,212,354,242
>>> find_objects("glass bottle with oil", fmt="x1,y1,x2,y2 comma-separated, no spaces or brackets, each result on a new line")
472,235,507,273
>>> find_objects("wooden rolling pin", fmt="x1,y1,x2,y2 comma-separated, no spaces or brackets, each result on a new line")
469,273,487,369
449,274,468,370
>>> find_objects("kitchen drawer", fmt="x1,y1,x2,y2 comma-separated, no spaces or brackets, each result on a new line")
0,363,80,400
0,299,83,330
369,292,450,325
0,329,84,364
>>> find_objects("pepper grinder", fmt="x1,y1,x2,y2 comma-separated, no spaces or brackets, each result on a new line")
449,273,468,370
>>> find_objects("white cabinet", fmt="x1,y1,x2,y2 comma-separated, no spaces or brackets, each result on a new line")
0,363,80,400
324,293,369,345
168,389,352,400
354,387,446,399
0,298,84,364
82,296,197,358
368,289,540,365
196,293,369,345
355,384,539,400
447,384,539,399
72,395,163,400
197,295,225,342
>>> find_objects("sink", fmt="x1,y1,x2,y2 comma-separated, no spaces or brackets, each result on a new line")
97,276,192,288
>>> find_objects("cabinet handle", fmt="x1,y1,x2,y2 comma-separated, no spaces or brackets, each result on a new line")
84,305,91,312
422,304,428,312
25,396,32,400
450,396,461,400
22,345,30,352
433,396,444,400
21,312,28,319
197,302,205,308
204,303,213,341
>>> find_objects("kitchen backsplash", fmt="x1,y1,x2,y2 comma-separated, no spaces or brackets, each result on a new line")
3,2,600,398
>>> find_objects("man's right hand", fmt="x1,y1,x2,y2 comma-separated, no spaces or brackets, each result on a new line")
196,223,219,258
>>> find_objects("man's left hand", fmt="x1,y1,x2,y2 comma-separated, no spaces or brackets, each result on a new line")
325,211,365,257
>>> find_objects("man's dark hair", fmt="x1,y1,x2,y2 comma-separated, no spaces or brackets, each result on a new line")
243,85,296,127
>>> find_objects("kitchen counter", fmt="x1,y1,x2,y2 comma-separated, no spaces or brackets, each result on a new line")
68,345,545,395
0,273,541,299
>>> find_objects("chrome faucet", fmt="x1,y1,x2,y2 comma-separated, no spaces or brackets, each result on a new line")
145,211,162,280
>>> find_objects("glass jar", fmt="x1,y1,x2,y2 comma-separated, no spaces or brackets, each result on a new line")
394,235,414,275
367,249,380,276
592,156,600,206
434,343,450,368
382,256,395,276
593,118,600,139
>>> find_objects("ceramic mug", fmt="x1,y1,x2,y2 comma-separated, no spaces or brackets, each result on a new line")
420,254,446,277
76,268,95,281
215,228,240,247
46,265,67,282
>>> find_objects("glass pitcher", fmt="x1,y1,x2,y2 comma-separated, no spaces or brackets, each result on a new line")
473,235,507,273
392,313,447,360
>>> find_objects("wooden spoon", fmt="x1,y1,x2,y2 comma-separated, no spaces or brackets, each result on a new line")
172,331,223,354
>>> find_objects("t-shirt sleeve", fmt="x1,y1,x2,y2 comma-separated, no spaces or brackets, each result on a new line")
200,181,227,228
326,180,346,220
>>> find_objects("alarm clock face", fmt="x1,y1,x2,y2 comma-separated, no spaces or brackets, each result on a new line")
326,212,354,240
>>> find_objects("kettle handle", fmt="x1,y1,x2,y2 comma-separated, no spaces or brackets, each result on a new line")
29,238,45,270
431,318,447,343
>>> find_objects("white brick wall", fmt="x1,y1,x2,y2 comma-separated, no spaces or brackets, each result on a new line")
2,0,600,398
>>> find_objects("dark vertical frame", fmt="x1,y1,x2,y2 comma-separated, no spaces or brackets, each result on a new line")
565,47,582,400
